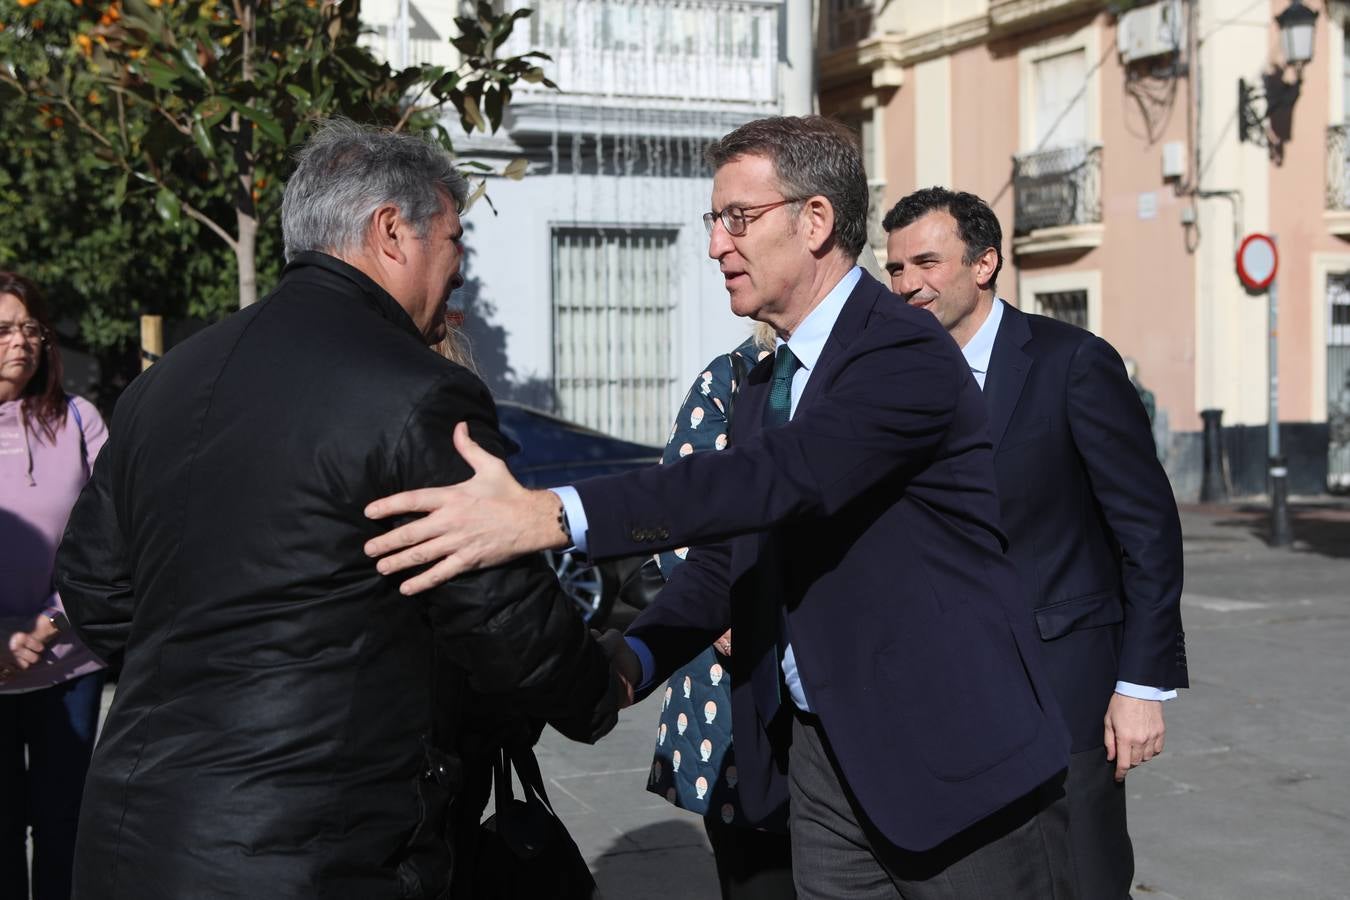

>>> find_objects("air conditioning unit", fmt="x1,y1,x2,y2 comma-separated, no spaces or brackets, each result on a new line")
1117,0,1187,64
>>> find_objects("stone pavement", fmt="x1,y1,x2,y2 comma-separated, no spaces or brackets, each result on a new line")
86,501,1349,897
535,501,1350,899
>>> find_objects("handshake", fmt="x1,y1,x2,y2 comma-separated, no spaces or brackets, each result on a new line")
546,628,641,745
593,629,642,710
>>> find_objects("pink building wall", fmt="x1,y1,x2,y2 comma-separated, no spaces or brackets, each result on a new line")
1091,16,1197,430
887,13,1200,428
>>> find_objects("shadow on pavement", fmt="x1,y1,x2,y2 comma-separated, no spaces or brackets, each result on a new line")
1213,500,1350,558
590,819,716,898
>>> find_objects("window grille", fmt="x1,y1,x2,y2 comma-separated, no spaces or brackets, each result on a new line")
1034,290,1089,330
552,227,680,445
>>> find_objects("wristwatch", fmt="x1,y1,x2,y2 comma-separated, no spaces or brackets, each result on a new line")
41,608,71,634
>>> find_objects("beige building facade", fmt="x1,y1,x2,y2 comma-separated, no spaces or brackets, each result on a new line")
819,0,1350,498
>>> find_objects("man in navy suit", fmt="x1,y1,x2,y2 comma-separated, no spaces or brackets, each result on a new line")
883,188,1188,899
365,118,1075,898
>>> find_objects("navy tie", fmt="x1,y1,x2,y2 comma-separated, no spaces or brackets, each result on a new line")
764,345,800,429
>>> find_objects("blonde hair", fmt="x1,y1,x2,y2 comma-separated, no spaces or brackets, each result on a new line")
432,313,477,370
752,322,777,352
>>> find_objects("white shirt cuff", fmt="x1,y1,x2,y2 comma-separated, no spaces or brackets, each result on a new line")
548,486,590,556
1115,681,1177,701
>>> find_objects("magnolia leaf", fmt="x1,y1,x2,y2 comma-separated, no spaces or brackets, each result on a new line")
191,119,214,158
233,105,286,147
140,58,181,92
195,97,230,129
178,47,207,85
154,186,181,225
501,157,527,181
462,178,487,212
461,94,486,133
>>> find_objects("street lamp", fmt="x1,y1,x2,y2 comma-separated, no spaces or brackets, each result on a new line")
1238,0,1318,145
1276,0,1319,69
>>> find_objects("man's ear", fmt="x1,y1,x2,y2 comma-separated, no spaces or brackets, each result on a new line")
369,204,408,265
801,196,837,255
972,246,999,290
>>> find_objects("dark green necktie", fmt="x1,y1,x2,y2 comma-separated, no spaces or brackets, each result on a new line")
764,345,800,429
754,343,800,719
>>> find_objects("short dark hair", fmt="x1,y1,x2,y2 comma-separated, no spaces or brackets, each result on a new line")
882,187,1004,293
705,116,869,259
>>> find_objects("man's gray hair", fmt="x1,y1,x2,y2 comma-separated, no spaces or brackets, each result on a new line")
282,119,469,262
705,116,869,259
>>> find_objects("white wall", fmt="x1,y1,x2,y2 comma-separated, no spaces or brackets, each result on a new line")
460,168,749,428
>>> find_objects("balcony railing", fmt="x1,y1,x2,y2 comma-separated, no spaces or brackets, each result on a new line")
496,0,781,110
1327,124,1350,210
1011,144,1102,236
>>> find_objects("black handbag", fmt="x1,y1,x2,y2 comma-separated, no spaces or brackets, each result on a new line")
471,743,597,899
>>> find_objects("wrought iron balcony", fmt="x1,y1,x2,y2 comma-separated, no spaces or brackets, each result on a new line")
1011,144,1102,236
1327,124,1350,210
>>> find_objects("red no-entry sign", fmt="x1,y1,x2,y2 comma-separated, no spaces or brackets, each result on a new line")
1236,233,1278,291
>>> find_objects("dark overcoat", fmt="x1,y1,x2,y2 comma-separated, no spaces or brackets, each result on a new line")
56,252,616,899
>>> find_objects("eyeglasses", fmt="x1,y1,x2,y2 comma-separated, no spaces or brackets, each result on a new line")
0,322,47,344
703,197,809,237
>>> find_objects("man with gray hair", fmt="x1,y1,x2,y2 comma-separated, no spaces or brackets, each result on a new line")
55,120,626,899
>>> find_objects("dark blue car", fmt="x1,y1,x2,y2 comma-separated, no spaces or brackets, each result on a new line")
496,402,661,626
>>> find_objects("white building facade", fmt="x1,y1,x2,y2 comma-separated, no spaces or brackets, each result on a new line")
367,0,786,445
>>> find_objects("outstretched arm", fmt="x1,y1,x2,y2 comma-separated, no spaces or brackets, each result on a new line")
393,372,626,742
366,315,964,593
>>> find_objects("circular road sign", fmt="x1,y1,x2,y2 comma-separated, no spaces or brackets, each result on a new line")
1236,233,1278,291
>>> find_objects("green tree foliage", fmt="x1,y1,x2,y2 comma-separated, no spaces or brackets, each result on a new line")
0,0,548,402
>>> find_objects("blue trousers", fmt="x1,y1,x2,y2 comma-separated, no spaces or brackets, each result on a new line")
0,671,105,900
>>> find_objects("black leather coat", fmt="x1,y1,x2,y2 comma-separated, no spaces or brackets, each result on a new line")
55,252,617,899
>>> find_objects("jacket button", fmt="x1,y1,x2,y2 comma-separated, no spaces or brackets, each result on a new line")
657,528,670,540
630,529,642,540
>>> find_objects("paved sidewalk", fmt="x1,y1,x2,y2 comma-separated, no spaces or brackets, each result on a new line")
87,501,1350,897
535,501,1350,899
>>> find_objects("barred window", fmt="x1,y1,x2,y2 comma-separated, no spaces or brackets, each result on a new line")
1035,290,1089,329
551,227,680,445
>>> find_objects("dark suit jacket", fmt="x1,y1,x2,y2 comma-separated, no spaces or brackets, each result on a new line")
578,272,1069,852
55,252,616,899
985,302,1187,752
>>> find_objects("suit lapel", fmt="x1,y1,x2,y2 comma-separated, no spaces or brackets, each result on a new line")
984,301,1033,453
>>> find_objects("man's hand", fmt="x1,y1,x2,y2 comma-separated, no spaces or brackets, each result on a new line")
594,629,640,708
1104,693,1166,782
364,422,570,595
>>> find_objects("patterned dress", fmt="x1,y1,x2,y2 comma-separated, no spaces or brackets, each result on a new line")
646,336,769,823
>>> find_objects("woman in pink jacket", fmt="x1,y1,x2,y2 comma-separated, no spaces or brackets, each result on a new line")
0,271,108,900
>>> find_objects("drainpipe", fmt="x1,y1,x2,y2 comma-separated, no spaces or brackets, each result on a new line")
781,0,816,116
